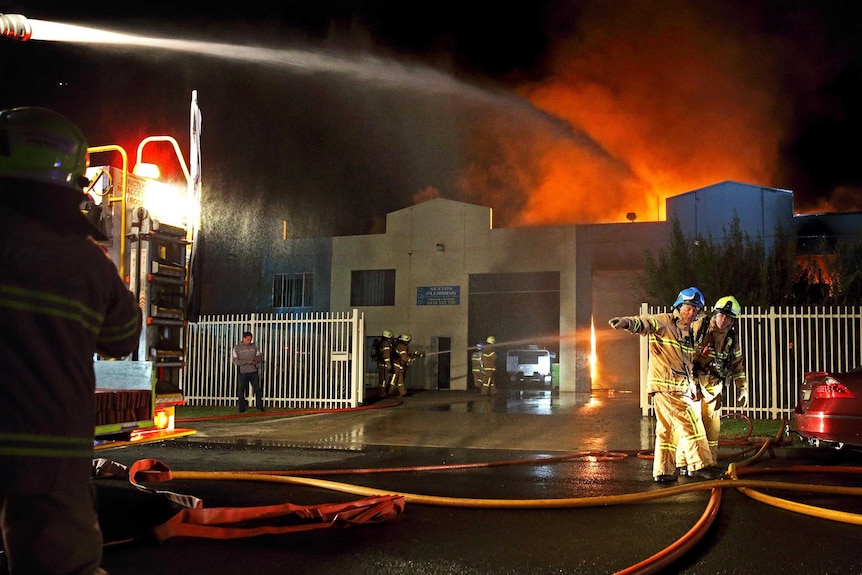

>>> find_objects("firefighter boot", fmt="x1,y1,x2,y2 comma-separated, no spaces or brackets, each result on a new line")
480,384,489,396
689,465,725,481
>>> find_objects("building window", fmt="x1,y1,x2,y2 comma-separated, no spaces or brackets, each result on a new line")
351,269,395,306
272,273,313,308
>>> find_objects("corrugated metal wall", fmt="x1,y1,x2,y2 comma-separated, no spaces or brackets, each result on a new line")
181,309,365,409
640,305,862,418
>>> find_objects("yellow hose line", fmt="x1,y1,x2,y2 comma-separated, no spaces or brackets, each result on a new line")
726,435,862,525
170,471,862,510
734,486,862,525
171,430,862,518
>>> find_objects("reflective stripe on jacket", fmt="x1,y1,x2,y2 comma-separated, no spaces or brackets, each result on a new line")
618,311,705,395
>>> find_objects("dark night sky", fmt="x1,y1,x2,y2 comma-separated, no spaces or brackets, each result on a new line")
3,0,862,243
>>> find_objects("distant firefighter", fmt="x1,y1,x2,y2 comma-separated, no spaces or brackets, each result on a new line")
479,336,498,395
389,334,424,397
374,330,394,398
471,341,486,392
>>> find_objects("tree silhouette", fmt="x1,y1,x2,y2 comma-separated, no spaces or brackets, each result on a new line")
639,214,851,308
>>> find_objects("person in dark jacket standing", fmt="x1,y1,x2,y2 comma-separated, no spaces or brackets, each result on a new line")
232,331,264,412
0,106,142,574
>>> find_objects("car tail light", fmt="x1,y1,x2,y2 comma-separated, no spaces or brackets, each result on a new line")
811,376,856,400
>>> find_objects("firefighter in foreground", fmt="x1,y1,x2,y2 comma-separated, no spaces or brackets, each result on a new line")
677,296,749,472
0,107,142,574
389,334,424,397
609,287,724,482
480,336,498,395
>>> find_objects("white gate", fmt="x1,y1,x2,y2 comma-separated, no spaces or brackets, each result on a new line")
181,309,365,409
640,305,862,418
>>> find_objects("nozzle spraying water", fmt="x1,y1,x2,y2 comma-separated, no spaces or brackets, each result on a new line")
0,14,31,41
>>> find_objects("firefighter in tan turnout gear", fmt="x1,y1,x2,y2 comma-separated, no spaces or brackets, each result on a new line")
677,296,749,472
0,107,143,574
389,334,423,397
609,287,725,483
480,336,498,395
470,341,486,392
376,330,394,398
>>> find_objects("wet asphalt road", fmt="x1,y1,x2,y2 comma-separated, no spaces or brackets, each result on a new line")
96,390,862,575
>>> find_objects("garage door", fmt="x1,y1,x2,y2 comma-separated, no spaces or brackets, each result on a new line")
469,272,560,389
592,270,642,392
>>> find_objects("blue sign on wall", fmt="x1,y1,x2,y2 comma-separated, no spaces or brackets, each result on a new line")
417,285,460,306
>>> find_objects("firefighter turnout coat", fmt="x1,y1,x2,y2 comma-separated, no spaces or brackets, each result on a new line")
693,316,748,400
480,346,497,394
0,203,142,574
691,315,748,458
613,310,715,477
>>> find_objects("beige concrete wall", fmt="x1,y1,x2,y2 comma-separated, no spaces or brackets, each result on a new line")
331,198,580,391
591,270,643,391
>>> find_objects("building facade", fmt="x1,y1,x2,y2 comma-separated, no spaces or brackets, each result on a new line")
199,181,861,394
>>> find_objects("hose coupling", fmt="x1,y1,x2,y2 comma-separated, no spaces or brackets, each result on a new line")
0,14,32,42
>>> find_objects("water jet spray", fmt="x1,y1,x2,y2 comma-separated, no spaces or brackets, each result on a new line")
0,14,31,41
0,12,606,154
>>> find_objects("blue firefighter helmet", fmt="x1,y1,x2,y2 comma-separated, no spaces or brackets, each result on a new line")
673,287,705,311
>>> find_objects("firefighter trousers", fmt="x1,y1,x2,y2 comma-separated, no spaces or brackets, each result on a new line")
651,392,714,478
1,455,103,574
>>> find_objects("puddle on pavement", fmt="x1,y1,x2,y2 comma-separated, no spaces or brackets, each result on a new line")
429,390,592,415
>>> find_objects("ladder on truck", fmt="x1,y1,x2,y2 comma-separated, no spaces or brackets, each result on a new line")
88,160,195,446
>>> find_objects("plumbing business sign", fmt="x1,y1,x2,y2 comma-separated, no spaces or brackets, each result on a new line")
417,285,460,306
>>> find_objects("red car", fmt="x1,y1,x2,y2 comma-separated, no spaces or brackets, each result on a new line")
794,368,862,449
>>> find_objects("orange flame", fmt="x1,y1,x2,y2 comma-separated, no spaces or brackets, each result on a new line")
502,2,785,226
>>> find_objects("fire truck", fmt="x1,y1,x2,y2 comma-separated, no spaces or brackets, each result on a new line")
85,151,197,448
1,14,198,446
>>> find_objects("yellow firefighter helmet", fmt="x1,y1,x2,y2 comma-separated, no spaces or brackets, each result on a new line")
0,106,89,190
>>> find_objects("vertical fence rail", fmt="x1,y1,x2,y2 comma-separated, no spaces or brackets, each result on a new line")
640,306,862,419
181,309,364,409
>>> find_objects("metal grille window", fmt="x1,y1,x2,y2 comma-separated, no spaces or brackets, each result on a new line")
272,273,313,308
351,269,396,306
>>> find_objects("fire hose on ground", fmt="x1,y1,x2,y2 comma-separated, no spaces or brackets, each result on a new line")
136,410,862,574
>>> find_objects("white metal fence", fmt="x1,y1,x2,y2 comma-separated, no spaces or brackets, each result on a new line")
181,309,365,409
178,305,861,418
640,304,862,418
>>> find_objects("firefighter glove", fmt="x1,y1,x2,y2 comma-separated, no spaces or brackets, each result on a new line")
609,317,630,330
737,385,749,407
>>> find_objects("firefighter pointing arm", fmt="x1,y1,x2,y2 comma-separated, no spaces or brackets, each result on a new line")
609,287,724,483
